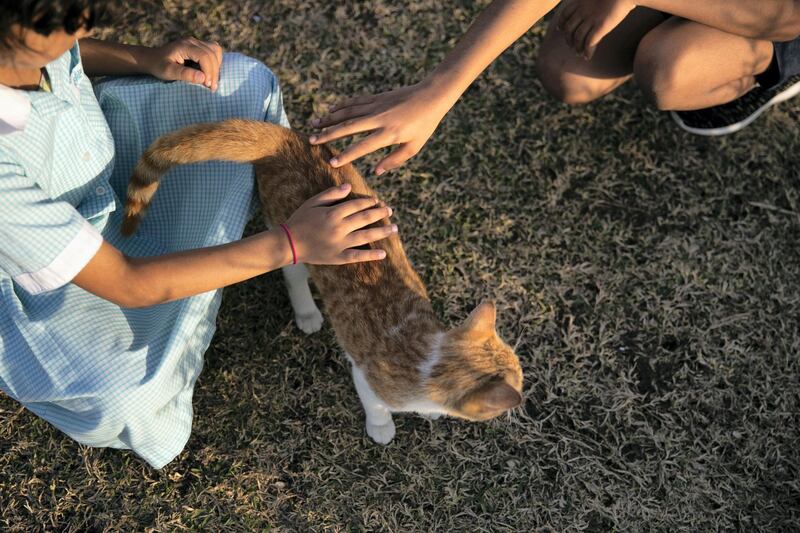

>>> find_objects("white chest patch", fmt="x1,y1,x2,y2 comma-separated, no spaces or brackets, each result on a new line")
395,398,447,416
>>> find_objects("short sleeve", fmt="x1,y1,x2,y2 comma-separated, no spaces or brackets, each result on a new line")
0,164,103,294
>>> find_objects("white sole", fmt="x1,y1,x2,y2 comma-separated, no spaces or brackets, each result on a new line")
671,78,800,136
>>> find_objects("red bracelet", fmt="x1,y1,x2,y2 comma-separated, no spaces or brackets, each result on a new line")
279,223,298,265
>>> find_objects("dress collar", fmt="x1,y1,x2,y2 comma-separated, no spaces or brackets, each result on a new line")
0,43,80,135
0,84,32,135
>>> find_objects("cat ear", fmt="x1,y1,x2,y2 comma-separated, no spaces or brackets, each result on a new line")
457,376,522,419
462,300,497,339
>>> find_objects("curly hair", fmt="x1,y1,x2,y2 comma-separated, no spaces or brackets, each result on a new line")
0,0,112,51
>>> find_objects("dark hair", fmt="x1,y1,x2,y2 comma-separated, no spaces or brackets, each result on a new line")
0,0,112,51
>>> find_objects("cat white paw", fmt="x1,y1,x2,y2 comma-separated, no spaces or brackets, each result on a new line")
366,420,396,444
294,309,323,334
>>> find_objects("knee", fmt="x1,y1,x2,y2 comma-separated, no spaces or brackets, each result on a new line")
633,34,686,111
221,52,277,85
536,53,606,105
219,53,286,122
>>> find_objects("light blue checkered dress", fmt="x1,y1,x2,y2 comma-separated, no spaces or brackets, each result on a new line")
0,43,288,468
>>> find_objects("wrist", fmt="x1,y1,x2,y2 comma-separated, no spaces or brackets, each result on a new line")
128,44,159,76
419,73,463,112
267,227,295,267
279,223,299,265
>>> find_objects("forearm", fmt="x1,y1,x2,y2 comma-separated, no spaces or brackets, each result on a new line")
423,0,559,104
75,230,292,308
79,37,154,77
639,0,800,41
128,230,292,306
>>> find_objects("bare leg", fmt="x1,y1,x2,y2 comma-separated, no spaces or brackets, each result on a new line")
281,263,323,334
633,18,774,110
536,6,668,104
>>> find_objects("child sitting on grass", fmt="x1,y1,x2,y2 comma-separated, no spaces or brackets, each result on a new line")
311,0,800,173
0,1,393,468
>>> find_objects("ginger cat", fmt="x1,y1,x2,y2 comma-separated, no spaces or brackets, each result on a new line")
121,119,523,444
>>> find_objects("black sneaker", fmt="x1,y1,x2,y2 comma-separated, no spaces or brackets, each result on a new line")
671,74,800,136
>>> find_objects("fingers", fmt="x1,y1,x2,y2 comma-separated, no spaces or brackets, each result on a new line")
210,41,224,87
330,131,392,168
311,103,375,130
346,224,398,248
184,38,222,91
565,16,583,51
574,20,593,57
328,94,377,115
559,8,584,50
342,204,392,232
374,144,418,175
329,196,383,219
307,183,352,206
557,1,580,32
584,25,607,61
193,42,220,91
339,247,387,264
165,62,206,84
584,42,599,61
211,41,223,64
309,116,379,145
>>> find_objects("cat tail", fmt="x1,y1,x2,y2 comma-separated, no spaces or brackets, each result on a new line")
121,119,294,236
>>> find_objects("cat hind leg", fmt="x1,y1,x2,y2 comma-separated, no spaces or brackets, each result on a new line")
281,263,323,334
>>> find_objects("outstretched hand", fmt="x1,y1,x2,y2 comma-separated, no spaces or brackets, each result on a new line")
283,183,396,265
141,37,224,92
557,0,636,60
309,82,452,175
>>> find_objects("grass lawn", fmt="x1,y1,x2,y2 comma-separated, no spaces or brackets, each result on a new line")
2,1,799,530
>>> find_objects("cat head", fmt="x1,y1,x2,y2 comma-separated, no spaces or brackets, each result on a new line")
426,301,523,421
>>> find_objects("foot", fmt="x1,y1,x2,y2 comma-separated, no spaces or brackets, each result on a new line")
294,308,324,334
366,419,396,444
671,74,800,136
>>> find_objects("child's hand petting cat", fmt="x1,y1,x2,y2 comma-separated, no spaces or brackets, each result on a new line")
308,82,452,175
283,183,396,265
141,37,224,92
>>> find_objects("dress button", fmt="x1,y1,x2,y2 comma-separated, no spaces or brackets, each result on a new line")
83,152,91,161
95,186,106,195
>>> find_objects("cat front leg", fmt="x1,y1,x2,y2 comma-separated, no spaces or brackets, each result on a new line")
349,359,396,444
281,263,324,334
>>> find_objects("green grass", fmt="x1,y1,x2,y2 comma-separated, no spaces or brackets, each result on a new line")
2,1,800,530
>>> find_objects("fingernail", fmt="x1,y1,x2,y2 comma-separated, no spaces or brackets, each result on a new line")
391,224,398,232
311,118,320,127
377,250,387,259
375,167,385,176
330,158,339,166
387,207,393,216
309,135,318,143
195,72,204,83
339,183,349,190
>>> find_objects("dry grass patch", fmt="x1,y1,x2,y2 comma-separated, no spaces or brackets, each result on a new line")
2,1,800,531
